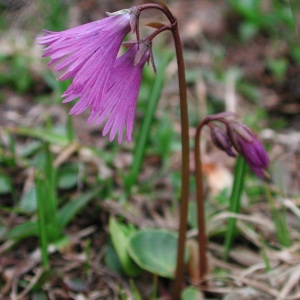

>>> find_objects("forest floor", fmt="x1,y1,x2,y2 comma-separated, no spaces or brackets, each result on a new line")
0,0,300,299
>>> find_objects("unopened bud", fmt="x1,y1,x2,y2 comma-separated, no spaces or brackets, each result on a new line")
210,126,236,157
227,121,269,178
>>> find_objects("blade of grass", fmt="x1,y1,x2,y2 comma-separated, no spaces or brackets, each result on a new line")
7,132,16,167
66,113,75,143
265,186,291,247
36,171,49,270
41,0,68,31
84,239,91,278
124,51,174,195
4,221,38,240
259,234,272,272
5,189,100,241
223,155,247,260
129,280,142,300
43,143,60,241
59,80,75,143
6,127,69,146
151,274,158,300
288,0,300,36
57,188,100,228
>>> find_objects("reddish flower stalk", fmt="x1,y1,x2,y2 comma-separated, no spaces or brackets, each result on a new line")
194,113,269,284
194,121,208,284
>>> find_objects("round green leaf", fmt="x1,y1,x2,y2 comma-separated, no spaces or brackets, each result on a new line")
181,287,203,300
128,229,189,278
109,217,141,277
104,239,125,275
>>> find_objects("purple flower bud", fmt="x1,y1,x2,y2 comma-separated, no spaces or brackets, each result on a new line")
227,122,269,178
237,138,269,178
210,126,236,157
226,122,253,152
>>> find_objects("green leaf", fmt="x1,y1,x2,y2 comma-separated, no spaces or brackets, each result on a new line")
6,189,99,241
129,280,142,300
5,221,38,240
223,155,246,260
57,188,100,228
19,185,37,213
181,287,203,300
188,201,197,229
31,290,49,300
58,164,79,190
10,127,69,146
104,239,125,275
265,186,291,247
20,141,43,157
152,114,175,163
109,217,141,277
128,229,189,278
0,173,11,194
36,171,50,269
0,224,7,240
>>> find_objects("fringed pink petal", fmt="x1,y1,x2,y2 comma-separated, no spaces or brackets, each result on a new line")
91,45,149,143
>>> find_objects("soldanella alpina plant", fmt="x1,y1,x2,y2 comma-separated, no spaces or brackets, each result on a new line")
204,112,269,178
194,112,269,281
37,1,269,298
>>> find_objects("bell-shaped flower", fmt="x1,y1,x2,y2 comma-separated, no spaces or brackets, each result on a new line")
36,13,132,115
87,42,150,144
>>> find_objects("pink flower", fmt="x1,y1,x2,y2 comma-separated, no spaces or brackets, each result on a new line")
36,13,132,115
88,43,150,144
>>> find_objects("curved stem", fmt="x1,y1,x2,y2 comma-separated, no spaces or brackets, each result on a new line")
138,3,175,23
146,24,171,41
138,3,191,298
171,20,190,300
195,120,208,283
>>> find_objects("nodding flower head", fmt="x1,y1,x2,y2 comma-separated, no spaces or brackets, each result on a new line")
226,122,269,178
36,12,132,119
205,115,269,178
36,8,152,144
